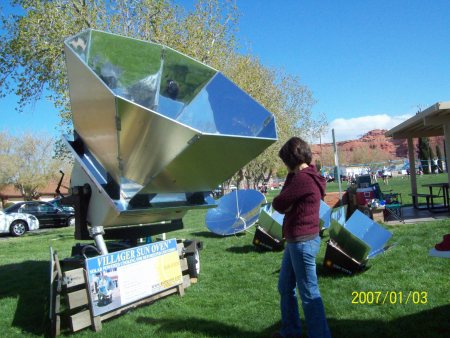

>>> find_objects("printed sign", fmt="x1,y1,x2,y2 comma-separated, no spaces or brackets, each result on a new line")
85,239,182,316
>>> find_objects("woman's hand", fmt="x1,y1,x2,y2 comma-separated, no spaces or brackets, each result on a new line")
277,204,293,214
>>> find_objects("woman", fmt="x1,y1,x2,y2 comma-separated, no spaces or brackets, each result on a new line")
272,137,331,338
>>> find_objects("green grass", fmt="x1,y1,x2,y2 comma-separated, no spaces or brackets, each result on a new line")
0,177,449,337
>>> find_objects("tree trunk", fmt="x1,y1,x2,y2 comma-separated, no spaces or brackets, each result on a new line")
235,169,245,189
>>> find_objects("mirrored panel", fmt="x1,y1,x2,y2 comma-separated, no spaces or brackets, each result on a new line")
66,29,91,62
331,205,347,225
344,210,392,258
319,200,332,229
258,204,283,240
206,190,266,236
64,29,277,205
329,220,371,262
178,73,275,136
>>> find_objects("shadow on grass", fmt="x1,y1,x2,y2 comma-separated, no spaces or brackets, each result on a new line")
136,304,450,337
0,260,50,336
328,304,450,338
190,231,247,238
190,231,224,238
226,244,283,255
136,316,280,337
225,245,259,254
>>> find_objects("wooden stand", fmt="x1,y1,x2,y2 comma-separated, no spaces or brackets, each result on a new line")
49,242,195,336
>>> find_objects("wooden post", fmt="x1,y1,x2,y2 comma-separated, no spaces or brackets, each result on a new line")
444,123,450,185
407,137,418,207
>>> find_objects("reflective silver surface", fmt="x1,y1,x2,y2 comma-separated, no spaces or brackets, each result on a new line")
64,29,277,198
329,219,370,263
258,204,283,240
68,145,215,228
206,190,266,236
331,205,347,225
329,209,392,262
319,201,332,229
343,210,392,258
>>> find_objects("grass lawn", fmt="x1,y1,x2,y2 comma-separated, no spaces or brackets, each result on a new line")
0,176,449,337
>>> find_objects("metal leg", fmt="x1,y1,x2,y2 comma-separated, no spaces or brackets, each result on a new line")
89,226,108,255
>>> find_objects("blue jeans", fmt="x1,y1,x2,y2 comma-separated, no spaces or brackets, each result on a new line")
278,236,331,338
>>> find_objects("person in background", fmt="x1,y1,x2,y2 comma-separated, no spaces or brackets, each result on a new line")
272,137,331,338
382,167,389,185
371,169,378,183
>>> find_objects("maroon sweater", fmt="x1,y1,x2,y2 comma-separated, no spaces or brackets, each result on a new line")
272,165,326,240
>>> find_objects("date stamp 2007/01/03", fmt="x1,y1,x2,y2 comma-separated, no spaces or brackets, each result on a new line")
351,291,428,305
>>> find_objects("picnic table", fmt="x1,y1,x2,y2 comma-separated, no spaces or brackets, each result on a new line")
421,182,449,211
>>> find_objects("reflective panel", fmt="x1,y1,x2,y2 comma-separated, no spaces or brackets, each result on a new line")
329,219,371,262
331,205,347,225
64,29,277,202
258,204,283,240
343,210,393,258
319,201,332,229
329,209,393,262
177,73,276,137
206,190,266,236
68,153,217,228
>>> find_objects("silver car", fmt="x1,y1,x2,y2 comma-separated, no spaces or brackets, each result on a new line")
0,210,40,237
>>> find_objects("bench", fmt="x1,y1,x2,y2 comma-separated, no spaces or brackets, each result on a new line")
409,193,439,210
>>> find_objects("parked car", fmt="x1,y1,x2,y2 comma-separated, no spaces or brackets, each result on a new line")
5,201,75,228
0,210,40,237
48,197,75,213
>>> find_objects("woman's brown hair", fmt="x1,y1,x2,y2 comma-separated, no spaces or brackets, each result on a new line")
278,137,312,170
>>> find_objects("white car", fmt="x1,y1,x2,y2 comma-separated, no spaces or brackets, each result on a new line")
0,210,40,237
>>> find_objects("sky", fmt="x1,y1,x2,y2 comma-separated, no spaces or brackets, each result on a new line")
1,0,450,143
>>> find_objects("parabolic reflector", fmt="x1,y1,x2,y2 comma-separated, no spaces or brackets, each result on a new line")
63,29,277,228
206,190,266,236
64,29,277,196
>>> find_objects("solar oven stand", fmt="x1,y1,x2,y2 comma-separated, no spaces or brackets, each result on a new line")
58,179,184,242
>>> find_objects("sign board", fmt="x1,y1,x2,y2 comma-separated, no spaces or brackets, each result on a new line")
85,239,182,316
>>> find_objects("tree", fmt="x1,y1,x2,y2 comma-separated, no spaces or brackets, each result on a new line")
320,146,346,168
224,53,327,184
348,143,391,166
315,159,322,172
0,132,64,200
0,131,15,190
417,137,431,174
